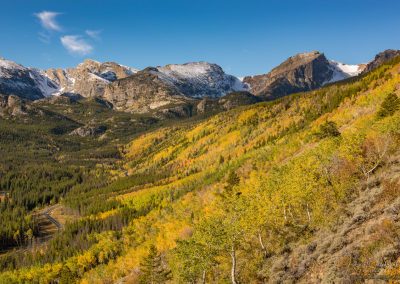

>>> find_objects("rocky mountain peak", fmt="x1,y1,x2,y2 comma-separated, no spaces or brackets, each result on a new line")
45,60,138,98
363,49,400,73
0,58,25,73
243,51,363,100
267,51,326,78
77,59,101,68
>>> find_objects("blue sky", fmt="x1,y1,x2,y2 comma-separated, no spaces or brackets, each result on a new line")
0,0,399,76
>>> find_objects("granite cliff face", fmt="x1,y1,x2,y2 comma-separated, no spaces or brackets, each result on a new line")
243,51,363,100
103,68,192,113
45,59,137,98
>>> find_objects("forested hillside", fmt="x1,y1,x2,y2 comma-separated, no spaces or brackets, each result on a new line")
0,57,399,283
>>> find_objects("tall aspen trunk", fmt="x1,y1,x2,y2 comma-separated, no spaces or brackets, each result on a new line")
230,245,238,284
258,232,268,258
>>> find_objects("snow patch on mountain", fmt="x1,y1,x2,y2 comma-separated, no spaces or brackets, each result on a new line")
120,65,139,75
325,61,364,85
0,57,59,98
29,69,59,97
89,72,111,83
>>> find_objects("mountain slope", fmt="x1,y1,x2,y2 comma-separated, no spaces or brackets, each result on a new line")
103,57,399,283
281,153,400,283
80,56,400,283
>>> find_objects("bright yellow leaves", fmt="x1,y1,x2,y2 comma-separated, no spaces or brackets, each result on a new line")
238,108,258,125
125,129,168,159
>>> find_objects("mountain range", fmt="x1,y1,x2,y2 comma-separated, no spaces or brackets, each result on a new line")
2,49,399,117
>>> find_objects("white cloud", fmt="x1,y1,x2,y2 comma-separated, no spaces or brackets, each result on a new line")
60,35,93,55
86,30,102,40
35,11,62,32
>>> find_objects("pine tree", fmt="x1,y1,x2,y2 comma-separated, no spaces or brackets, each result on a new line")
317,121,341,138
377,93,400,118
138,245,171,284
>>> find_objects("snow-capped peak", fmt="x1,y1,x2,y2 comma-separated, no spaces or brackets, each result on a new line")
155,62,248,98
0,58,26,75
0,57,59,98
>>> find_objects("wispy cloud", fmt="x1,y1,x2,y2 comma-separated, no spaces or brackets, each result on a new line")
85,30,102,40
35,11,62,32
60,35,93,55
34,11,99,56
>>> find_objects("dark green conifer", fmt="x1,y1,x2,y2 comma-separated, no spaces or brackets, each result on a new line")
377,93,400,118
317,121,341,138
138,245,171,284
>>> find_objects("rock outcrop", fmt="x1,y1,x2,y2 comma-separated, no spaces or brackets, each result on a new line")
0,94,32,117
70,124,107,137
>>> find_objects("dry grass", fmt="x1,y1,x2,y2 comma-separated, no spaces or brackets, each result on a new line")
49,205,80,226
